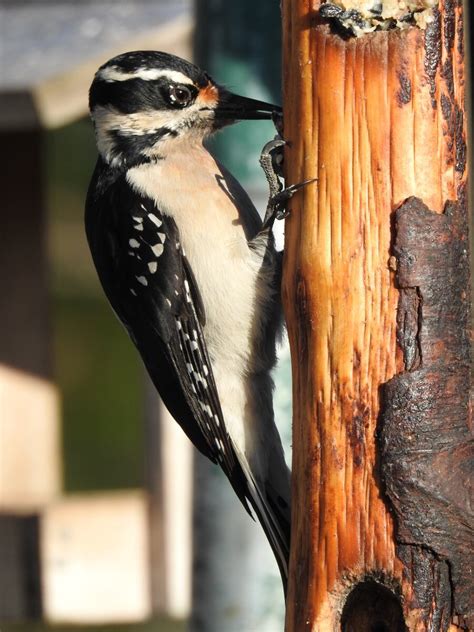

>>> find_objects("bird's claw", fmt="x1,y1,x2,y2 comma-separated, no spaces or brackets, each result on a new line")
260,138,286,197
262,177,317,228
260,112,316,229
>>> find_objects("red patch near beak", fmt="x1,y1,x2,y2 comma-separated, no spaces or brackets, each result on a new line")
198,83,219,105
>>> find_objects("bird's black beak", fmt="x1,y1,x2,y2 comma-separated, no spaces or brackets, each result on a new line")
214,88,282,122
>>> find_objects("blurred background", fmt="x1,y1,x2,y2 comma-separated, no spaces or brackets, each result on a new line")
0,1,290,631
2,3,471,632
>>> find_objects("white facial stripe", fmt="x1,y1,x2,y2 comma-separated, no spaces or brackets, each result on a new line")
98,65,194,85
93,104,213,136
93,106,168,133
92,100,216,166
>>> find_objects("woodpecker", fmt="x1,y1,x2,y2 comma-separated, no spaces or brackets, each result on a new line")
85,51,291,588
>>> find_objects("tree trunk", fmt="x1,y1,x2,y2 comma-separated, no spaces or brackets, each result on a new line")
282,1,473,630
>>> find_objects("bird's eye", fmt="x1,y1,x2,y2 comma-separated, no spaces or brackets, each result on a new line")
168,84,193,108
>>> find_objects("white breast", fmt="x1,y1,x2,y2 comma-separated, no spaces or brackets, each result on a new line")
127,142,283,474
126,143,264,375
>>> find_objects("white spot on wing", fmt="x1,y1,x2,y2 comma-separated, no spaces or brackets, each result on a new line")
148,261,157,273
136,276,148,286
129,239,140,248
196,375,208,389
151,243,164,257
148,213,162,227
184,280,191,303
200,401,213,417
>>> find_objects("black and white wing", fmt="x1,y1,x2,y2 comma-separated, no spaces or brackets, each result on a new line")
85,162,250,509
86,161,290,585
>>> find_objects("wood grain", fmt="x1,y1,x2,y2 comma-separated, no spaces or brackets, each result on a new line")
281,1,470,630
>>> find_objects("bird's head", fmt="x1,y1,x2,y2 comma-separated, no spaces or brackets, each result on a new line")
89,50,281,169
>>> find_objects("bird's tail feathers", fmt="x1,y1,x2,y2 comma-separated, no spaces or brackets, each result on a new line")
233,451,291,593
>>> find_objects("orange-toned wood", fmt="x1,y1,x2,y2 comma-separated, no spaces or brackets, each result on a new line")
281,1,469,630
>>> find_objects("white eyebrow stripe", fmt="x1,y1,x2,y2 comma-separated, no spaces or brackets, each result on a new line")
98,66,194,85
92,106,181,136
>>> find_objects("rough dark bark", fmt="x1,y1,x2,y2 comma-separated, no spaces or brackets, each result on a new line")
380,193,473,628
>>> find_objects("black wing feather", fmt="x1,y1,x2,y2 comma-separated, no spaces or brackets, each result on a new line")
85,160,251,510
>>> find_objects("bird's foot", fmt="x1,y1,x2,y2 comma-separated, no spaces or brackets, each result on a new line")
260,112,316,229
262,178,317,229
260,138,285,201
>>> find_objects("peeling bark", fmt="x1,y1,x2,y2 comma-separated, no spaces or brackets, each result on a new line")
380,194,473,628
